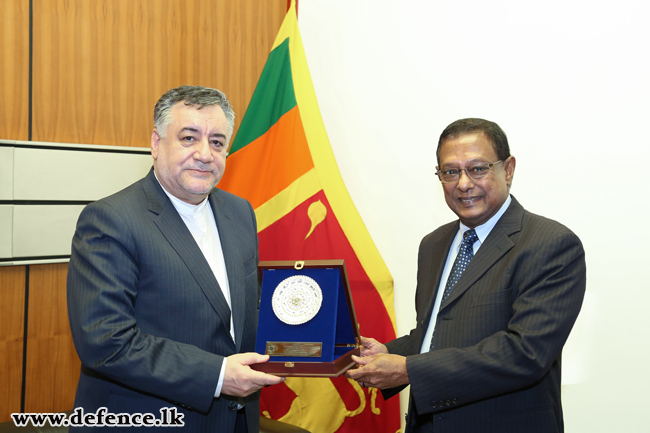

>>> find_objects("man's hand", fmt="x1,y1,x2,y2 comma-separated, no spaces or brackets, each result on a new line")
221,352,284,397
345,353,409,390
359,336,389,357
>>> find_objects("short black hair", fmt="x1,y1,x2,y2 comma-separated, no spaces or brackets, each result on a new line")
437,118,510,164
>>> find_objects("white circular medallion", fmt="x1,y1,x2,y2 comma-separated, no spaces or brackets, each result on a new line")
272,275,323,325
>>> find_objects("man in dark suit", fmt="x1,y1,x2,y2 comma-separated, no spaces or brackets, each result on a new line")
67,85,283,432
346,118,586,433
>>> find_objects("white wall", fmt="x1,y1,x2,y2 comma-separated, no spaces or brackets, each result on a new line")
299,1,650,432
0,141,151,265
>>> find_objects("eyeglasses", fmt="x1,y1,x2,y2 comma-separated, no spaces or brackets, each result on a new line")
436,160,503,183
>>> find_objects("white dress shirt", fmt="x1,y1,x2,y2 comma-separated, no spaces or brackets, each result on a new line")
420,195,512,353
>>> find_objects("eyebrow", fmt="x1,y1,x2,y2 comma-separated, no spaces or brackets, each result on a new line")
441,158,487,167
179,127,227,139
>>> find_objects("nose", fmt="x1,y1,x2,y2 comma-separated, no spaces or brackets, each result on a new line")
456,168,474,191
194,138,214,163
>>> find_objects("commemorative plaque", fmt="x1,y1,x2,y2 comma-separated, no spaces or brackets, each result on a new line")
251,260,361,377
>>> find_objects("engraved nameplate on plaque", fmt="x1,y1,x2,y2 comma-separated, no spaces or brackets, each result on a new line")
266,342,323,357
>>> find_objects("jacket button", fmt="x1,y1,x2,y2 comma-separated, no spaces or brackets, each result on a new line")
453,398,458,405
228,401,237,411
439,401,444,408
431,401,437,408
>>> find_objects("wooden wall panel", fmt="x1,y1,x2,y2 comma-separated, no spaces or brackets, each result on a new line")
0,0,30,141
24,263,80,414
32,0,286,147
0,266,26,422
3,0,285,420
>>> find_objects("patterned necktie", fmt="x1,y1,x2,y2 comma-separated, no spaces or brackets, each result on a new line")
429,229,478,351
439,228,479,309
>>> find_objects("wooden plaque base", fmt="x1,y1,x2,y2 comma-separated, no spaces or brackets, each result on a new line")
252,347,360,377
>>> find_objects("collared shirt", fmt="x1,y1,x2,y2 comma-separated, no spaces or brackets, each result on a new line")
154,174,232,397
419,195,512,353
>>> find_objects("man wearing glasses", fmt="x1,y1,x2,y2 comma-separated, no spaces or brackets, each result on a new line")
347,118,586,433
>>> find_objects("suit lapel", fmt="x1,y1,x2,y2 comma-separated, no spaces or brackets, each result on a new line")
209,191,246,352
143,170,234,344
439,197,524,310
418,223,457,345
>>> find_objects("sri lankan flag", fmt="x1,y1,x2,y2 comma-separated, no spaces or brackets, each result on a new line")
218,2,400,432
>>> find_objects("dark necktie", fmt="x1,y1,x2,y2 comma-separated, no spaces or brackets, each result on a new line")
430,228,478,350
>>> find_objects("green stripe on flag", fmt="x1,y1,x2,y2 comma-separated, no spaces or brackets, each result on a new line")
229,38,297,154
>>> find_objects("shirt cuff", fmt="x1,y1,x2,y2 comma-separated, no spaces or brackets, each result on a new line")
214,358,227,397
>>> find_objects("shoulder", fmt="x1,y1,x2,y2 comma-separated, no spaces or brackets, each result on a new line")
211,188,256,219
503,205,584,262
519,208,581,244
86,177,148,213
421,220,458,247
75,176,153,232
210,188,257,231
499,196,582,244
211,188,253,207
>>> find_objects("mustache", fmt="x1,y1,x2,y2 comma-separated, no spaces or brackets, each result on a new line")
187,163,215,172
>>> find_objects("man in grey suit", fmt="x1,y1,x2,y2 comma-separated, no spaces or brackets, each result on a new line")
67,85,283,432
347,118,586,433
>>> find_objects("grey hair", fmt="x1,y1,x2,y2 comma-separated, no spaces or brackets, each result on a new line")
153,85,235,139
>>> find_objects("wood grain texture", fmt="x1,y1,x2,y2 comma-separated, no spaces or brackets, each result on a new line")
32,0,286,147
24,263,80,414
3,0,286,419
0,266,26,422
0,0,30,141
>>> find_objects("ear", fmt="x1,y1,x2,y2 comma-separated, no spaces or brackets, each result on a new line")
504,156,516,187
151,130,161,160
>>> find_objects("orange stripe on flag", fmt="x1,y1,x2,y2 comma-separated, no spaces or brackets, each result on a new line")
219,106,314,209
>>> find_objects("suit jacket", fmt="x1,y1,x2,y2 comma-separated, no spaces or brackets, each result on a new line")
67,168,261,432
384,196,586,433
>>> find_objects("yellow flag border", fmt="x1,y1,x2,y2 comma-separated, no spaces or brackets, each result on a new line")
255,168,320,232
260,1,397,333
